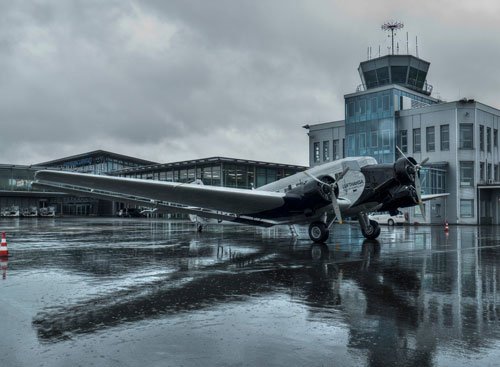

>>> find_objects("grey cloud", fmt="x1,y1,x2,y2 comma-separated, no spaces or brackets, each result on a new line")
1,1,499,165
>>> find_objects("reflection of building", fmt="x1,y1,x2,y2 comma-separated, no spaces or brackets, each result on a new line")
306,52,500,225
0,151,305,216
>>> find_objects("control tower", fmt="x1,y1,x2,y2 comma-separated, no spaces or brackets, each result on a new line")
344,22,439,164
358,54,432,95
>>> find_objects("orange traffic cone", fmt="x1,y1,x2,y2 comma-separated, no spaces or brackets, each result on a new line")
444,220,449,233
0,232,9,258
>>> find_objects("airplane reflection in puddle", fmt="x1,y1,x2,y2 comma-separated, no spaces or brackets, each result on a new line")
31,228,499,367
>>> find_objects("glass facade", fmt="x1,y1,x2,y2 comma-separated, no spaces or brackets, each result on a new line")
0,166,39,192
345,87,436,163
420,166,447,194
117,161,303,189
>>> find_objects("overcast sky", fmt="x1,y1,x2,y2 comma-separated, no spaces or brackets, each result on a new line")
1,0,499,166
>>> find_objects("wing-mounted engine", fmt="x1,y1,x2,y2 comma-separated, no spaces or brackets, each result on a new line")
356,157,422,212
297,175,337,215
394,156,418,185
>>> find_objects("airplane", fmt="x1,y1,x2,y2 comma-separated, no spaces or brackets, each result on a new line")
33,154,447,243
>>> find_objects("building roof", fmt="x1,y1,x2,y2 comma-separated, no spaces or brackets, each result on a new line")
110,156,307,175
36,150,158,167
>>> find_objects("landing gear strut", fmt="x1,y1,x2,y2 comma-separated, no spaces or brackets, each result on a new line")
308,221,329,243
358,212,381,240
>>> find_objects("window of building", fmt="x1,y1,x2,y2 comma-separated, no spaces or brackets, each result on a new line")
459,124,474,149
480,125,485,151
347,135,355,155
495,129,498,148
399,130,408,153
460,199,474,218
487,163,492,180
440,124,449,151
495,164,499,181
322,141,330,162
333,140,339,160
371,98,377,113
480,162,485,182
360,99,366,115
313,142,320,163
382,130,390,148
460,161,474,187
426,126,435,152
348,102,355,117
413,128,421,153
371,131,378,148
383,95,390,111
359,133,366,154
487,127,492,152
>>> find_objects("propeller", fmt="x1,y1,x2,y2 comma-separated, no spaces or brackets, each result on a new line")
396,146,428,219
305,167,349,224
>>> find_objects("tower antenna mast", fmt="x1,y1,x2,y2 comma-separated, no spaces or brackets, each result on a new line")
381,21,404,55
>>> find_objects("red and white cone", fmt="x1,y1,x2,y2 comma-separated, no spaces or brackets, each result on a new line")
0,232,9,258
444,220,449,233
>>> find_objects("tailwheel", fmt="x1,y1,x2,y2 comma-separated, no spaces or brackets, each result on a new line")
308,221,329,243
361,219,381,240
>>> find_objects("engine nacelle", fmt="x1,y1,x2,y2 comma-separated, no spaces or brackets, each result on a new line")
394,157,418,185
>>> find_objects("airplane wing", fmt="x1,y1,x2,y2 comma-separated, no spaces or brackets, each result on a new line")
34,170,286,218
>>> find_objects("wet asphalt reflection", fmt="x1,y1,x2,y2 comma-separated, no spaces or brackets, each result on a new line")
0,218,499,367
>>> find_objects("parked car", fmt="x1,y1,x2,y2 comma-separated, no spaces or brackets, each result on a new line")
368,211,407,226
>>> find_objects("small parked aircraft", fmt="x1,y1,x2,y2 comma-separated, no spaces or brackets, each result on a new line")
34,154,447,243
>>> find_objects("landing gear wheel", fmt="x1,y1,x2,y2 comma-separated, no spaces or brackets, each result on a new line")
308,221,329,243
362,220,381,240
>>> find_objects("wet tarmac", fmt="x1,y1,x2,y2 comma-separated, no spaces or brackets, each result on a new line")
0,218,499,367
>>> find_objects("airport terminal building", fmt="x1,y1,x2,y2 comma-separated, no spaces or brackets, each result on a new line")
0,151,306,217
305,54,500,225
